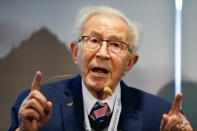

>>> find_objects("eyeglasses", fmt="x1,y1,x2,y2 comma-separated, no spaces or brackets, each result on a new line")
78,36,132,54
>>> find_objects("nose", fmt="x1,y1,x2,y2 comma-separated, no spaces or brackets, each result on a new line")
95,42,110,59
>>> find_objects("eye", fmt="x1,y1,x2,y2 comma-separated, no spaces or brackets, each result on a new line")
109,42,122,48
90,37,100,44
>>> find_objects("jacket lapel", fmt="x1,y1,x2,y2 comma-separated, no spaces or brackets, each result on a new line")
60,76,85,131
58,76,142,130
119,81,142,131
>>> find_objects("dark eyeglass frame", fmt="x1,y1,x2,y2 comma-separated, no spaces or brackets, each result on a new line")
78,35,132,54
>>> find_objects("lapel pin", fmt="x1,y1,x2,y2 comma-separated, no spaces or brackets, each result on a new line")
67,101,74,107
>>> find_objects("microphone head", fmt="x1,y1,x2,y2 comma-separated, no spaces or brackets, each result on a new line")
103,86,112,96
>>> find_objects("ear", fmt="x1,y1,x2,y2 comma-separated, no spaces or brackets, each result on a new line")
70,41,78,64
124,52,138,73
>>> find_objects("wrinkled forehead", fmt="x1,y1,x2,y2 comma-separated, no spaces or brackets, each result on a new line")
82,14,131,42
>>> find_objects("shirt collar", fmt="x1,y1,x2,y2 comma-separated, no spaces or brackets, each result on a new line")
82,79,120,114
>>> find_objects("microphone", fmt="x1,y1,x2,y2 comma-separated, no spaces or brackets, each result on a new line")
103,86,112,96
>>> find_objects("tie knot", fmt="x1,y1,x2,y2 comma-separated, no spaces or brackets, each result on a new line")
90,101,110,123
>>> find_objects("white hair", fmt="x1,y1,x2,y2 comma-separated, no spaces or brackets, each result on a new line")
74,6,143,51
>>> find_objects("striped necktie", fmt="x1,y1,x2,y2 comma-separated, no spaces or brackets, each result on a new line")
90,101,110,123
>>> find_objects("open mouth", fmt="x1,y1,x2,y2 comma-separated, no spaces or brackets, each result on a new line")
91,67,109,74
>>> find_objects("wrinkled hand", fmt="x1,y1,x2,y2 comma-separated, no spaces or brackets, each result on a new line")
17,71,52,131
160,93,193,131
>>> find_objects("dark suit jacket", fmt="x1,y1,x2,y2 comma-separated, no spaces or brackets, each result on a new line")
9,75,171,131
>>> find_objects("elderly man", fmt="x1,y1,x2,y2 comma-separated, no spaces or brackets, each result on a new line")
9,6,193,131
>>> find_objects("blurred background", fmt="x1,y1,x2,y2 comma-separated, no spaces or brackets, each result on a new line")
0,0,196,130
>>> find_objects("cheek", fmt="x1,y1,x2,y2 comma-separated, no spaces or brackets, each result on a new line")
77,48,94,75
111,58,127,78
76,48,86,74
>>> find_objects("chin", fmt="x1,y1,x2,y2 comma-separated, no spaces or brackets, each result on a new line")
84,74,112,88
89,82,104,89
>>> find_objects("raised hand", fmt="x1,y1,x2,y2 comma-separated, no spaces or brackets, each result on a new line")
17,71,52,131
160,93,193,131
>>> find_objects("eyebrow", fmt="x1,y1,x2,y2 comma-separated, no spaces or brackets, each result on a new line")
89,30,125,42
89,30,102,37
108,35,124,42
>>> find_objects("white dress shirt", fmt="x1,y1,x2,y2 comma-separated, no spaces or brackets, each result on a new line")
82,80,120,115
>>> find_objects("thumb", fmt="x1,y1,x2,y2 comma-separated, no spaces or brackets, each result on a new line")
45,101,52,115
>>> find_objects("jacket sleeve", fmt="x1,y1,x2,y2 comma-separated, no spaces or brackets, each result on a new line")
8,89,30,131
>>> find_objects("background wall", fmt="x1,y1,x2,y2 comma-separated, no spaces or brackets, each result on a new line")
0,0,196,130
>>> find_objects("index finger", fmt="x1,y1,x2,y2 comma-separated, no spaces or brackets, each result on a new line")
31,70,42,91
169,93,183,115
